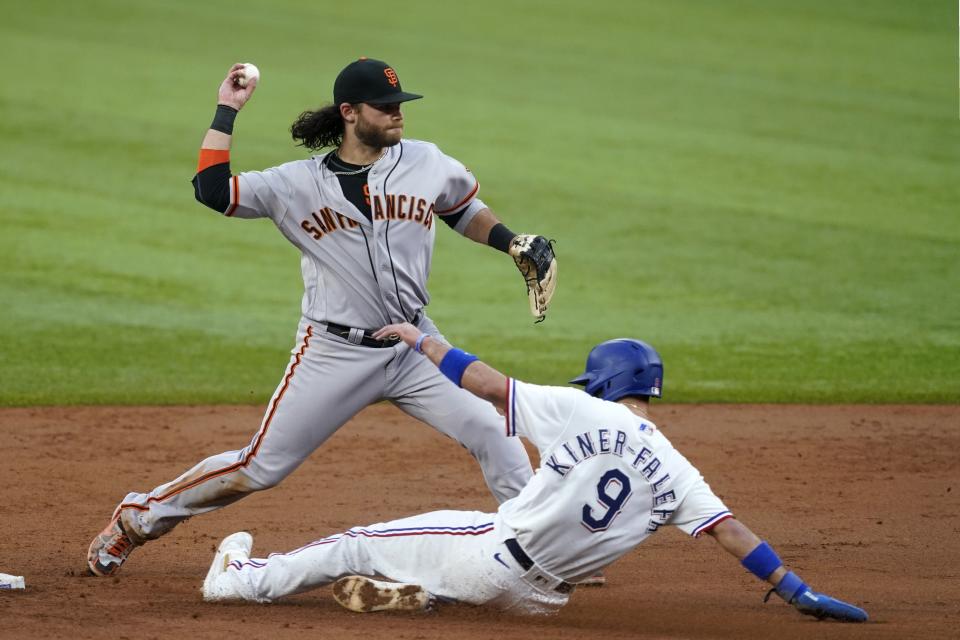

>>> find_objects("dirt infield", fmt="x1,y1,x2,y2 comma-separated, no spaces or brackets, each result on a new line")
1,403,957,639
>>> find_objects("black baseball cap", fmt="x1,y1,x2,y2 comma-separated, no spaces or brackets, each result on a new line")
333,57,423,105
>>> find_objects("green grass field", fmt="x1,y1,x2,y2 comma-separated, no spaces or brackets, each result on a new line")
0,0,956,405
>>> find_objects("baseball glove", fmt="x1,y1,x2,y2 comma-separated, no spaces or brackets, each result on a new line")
509,234,557,323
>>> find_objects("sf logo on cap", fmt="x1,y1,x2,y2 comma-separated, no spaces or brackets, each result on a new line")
384,67,399,87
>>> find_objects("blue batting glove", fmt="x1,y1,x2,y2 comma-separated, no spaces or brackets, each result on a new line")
772,572,869,623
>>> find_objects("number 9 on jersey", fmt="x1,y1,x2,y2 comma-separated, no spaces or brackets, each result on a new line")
581,469,632,532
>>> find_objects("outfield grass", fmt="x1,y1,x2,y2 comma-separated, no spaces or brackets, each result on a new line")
0,0,956,405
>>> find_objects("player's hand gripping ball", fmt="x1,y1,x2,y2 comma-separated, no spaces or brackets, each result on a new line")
509,234,558,323
235,63,260,88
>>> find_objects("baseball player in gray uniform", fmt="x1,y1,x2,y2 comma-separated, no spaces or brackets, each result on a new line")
200,326,868,623
87,59,558,578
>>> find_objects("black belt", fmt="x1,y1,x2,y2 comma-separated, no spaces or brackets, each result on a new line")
325,321,398,348
504,538,574,594
324,312,421,348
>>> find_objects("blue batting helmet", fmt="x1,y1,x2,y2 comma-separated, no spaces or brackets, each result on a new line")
569,339,663,401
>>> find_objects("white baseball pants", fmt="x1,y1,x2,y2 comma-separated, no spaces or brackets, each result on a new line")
217,510,569,614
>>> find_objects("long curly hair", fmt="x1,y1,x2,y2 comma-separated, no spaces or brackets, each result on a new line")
290,104,343,150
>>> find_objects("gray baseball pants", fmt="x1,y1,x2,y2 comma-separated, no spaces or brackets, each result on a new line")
118,315,533,540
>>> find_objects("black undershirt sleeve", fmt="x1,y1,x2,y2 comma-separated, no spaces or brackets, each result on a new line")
192,162,232,213
439,207,468,230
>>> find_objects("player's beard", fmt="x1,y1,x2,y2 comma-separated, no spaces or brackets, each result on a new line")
354,115,402,149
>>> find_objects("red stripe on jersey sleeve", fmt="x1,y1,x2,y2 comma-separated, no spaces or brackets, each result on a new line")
225,176,239,217
436,181,480,215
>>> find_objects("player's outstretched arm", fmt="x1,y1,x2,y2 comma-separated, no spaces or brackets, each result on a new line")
707,518,868,623
193,64,258,213
373,323,508,411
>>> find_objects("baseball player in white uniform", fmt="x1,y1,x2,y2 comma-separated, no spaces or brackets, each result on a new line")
87,59,559,578
200,326,869,622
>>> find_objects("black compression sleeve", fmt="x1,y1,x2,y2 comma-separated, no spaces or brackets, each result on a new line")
192,162,232,213
487,223,516,253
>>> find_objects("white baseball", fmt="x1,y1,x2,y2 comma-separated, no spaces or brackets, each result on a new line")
237,63,260,88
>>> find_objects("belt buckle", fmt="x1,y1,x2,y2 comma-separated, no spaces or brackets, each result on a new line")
376,334,400,347
360,330,400,348
520,565,568,593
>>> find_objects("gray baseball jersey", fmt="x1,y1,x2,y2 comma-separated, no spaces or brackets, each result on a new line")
227,139,484,327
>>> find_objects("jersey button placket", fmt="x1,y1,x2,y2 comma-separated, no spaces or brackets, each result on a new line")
369,178,395,314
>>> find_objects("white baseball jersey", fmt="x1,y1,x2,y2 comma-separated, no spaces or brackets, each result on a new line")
498,380,731,581
226,139,484,327
207,382,732,613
